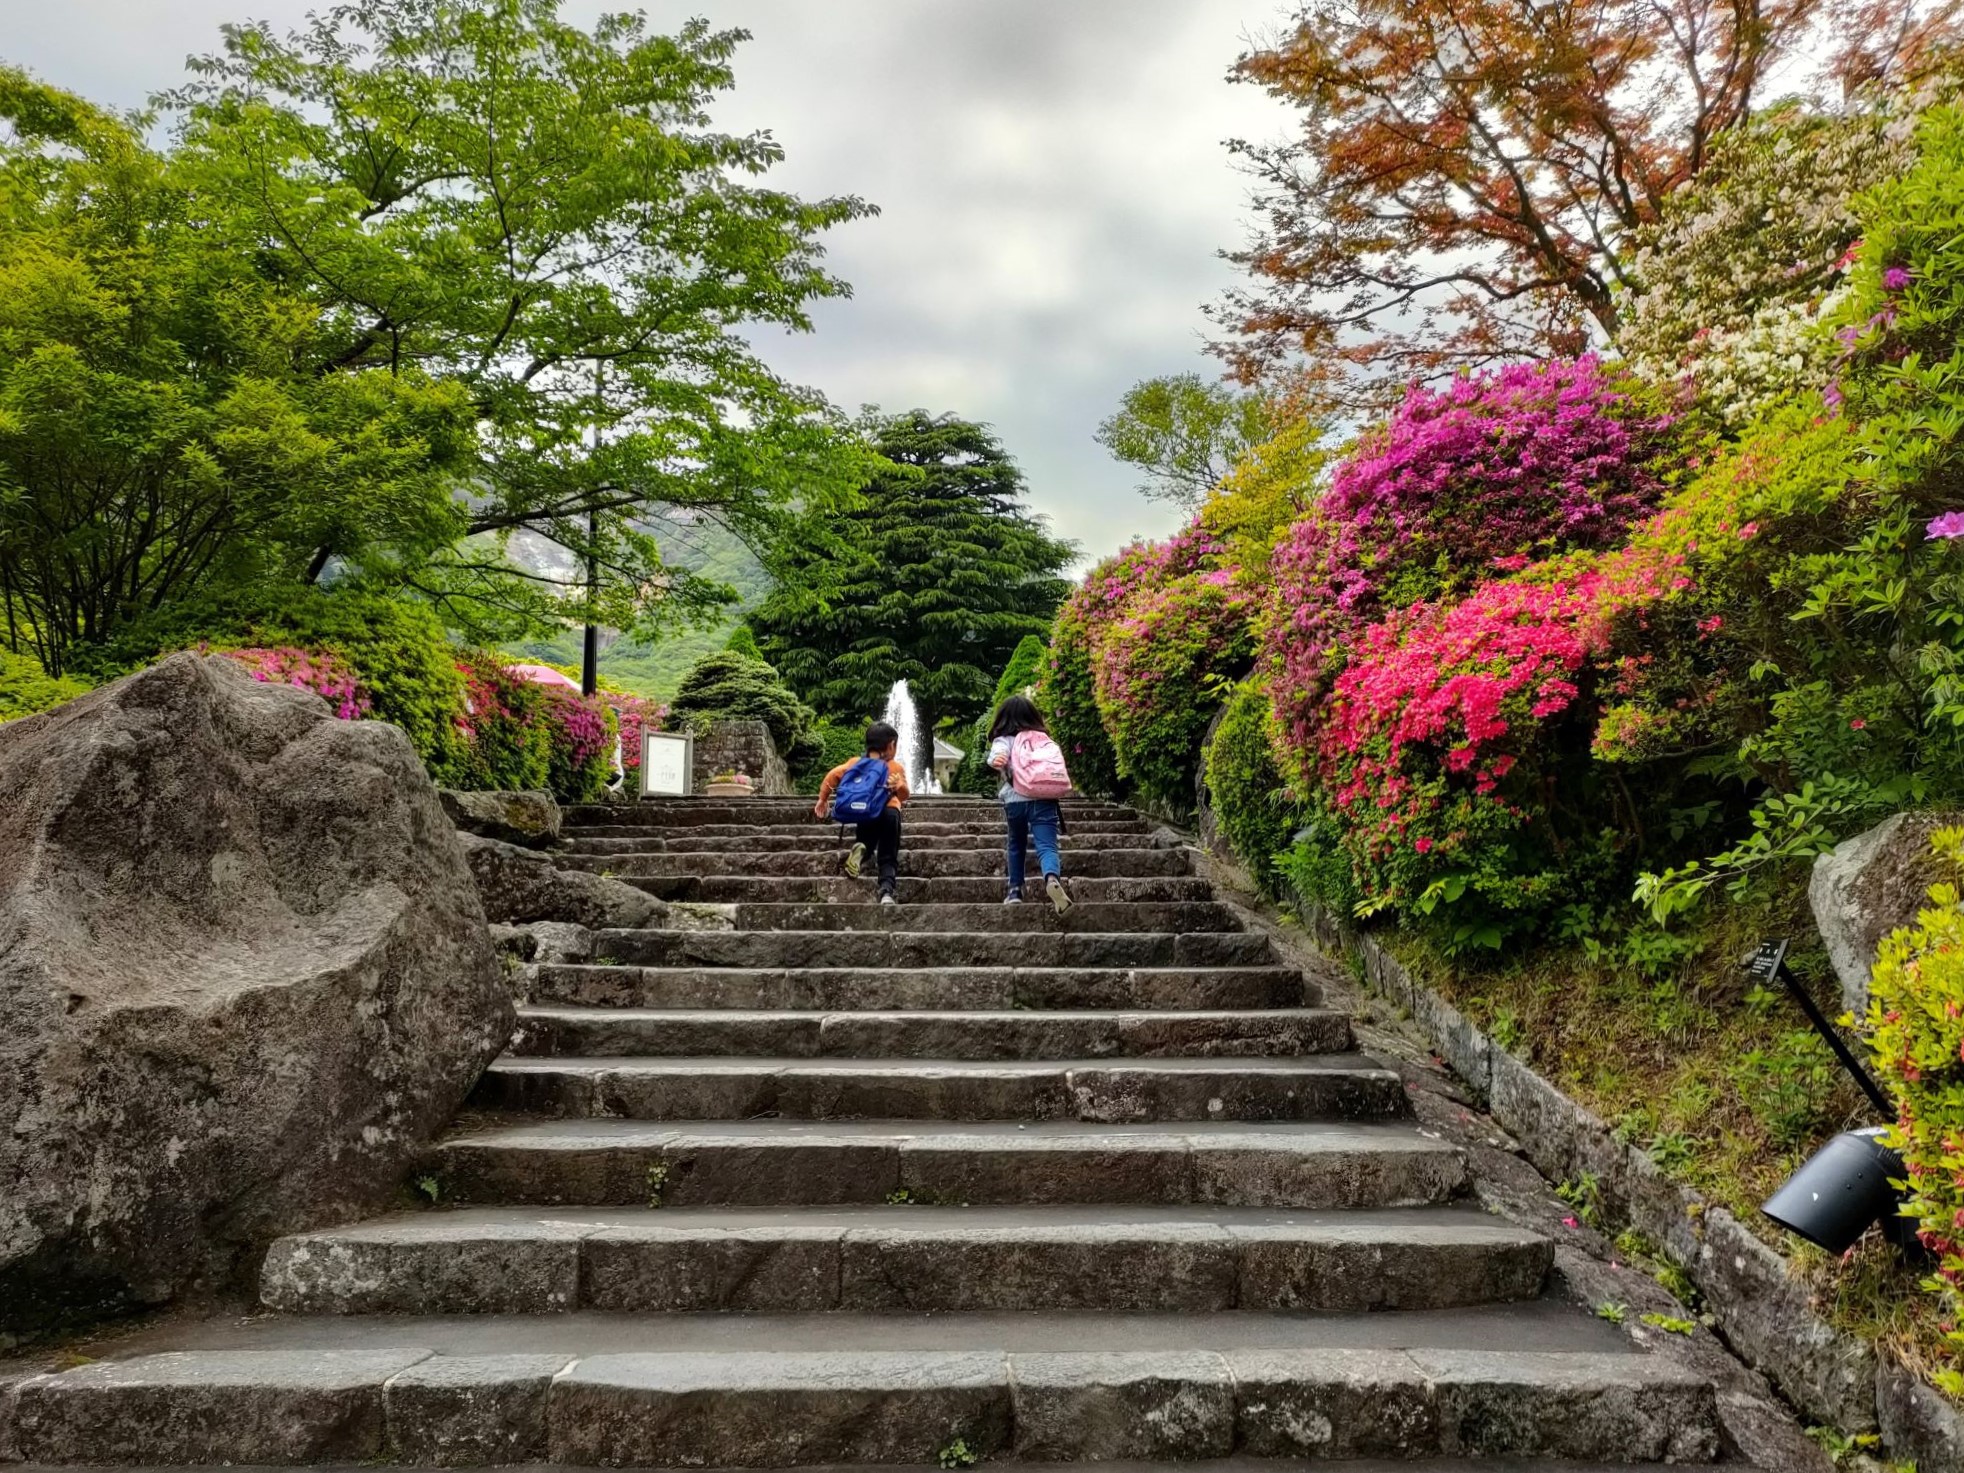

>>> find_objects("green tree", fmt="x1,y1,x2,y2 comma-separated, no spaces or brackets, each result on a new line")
1096,374,1272,509
951,634,1048,794
164,0,877,641
670,649,818,766
749,410,1074,734
0,69,470,675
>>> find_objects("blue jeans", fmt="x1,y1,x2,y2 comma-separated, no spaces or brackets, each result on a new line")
1004,798,1061,895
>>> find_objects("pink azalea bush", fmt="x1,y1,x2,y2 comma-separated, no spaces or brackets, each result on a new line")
1041,523,1224,800
1092,571,1255,809
220,646,372,721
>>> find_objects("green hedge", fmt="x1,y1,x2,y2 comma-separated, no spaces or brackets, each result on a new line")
1203,681,1303,899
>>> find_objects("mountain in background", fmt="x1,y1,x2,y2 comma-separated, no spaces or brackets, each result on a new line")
512,510,769,699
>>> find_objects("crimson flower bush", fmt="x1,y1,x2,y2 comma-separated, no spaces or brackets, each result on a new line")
608,693,668,791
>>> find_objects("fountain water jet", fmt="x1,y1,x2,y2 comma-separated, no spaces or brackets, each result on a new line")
882,679,941,796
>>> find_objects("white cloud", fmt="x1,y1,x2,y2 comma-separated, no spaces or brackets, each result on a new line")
7,0,1287,563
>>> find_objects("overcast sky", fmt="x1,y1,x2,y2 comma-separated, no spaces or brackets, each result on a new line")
6,0,1287,567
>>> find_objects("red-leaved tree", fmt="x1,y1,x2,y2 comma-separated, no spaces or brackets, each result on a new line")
1216,0,1957,400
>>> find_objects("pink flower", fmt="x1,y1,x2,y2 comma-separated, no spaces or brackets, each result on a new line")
1927,511,1964,540
1736,523,1758,540
1414,836,1434,854
1884,265,1912,291
1851,718,1868,731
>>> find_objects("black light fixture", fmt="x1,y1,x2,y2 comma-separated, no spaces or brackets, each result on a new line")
1749,940,1919,1256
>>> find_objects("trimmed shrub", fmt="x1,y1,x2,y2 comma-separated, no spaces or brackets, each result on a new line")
671,650,819,767
540,686,619,803
1263,358,1674,773
452,652,553,792
0,647,90,723
1203,681,1301,898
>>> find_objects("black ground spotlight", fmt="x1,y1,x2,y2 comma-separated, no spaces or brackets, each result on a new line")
1748,940,1920,1256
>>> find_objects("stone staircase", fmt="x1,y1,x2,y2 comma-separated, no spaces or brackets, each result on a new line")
1,796,1757,1469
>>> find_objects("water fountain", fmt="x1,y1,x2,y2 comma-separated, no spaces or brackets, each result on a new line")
882,679,942,796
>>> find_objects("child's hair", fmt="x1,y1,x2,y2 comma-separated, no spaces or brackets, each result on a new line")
988,694,1046,742
864,721,900,754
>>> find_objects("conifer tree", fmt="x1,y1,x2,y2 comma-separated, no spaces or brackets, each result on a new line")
751,411,1074,733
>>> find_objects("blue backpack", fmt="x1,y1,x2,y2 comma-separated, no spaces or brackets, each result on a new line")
831,756,891,823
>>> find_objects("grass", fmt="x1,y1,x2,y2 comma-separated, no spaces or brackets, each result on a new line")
1378,873,1956,1384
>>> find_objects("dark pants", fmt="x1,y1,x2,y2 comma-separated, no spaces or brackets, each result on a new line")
856,805,902,892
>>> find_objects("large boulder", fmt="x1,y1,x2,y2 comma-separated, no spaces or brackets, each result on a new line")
1811,810,1963,1017
0,654,509,1333
459,833,665,929
438,788,561,849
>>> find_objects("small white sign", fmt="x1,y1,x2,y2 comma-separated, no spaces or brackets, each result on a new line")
640,731,693,797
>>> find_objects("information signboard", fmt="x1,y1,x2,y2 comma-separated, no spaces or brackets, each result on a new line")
640,731,693,797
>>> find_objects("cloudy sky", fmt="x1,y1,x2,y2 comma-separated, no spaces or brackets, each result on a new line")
8,0,1289,567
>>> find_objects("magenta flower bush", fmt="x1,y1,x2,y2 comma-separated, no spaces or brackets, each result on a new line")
1264,357,1676,793
608,693,668,787
221,646,372,721
540,684,620,803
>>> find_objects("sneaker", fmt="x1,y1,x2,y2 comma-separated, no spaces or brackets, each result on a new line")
1002,888,1023,904
879,890,898,906
1046,874,1073,915
844,842,867,879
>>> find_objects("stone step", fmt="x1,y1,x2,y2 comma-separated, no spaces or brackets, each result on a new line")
591,929,1275,970
567,799,1144,825
629,875,1217,905
2,1336,1719,1466
259,1204,1551,1315
567,830,1162,854
470,1055,1409,1124
530,964,1317,1011
511,1007,1353,1059
656,902,1236,935
432,1119,1471,1209
567,849,1192,879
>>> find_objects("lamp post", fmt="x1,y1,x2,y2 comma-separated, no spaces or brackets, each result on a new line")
582,362,602,697
1749,940,1920,1257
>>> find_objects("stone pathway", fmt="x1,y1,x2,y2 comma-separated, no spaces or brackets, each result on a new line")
1,797,1769,1468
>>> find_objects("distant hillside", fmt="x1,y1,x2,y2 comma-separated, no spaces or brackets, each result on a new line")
514,511,770,700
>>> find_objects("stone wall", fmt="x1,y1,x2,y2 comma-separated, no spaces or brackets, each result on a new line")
688,718,790,796
1286,893,1964,1472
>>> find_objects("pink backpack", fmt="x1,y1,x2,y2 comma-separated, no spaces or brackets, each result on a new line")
1009,729,1073,799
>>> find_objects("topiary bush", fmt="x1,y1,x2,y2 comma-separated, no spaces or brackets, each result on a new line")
219,647,372,721
539,686,619,803
0,647,90,723
1865,825,1964,1397
671,649,820,768
1203,681,1301,897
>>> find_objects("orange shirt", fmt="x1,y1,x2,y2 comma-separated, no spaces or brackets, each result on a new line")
815,756,910,811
